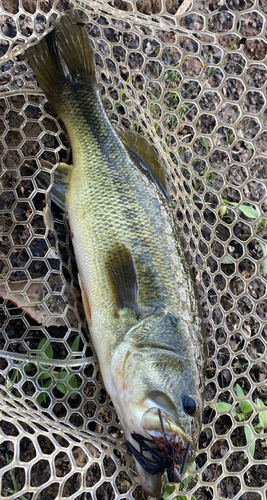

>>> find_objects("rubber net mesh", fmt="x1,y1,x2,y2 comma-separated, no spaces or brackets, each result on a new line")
0,0,267,499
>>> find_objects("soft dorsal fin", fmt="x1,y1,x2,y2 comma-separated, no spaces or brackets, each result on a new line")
115,127,169,200
106,244,140,318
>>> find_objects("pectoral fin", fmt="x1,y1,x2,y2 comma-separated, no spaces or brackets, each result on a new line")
115,127,169,200
48,161,72,211
37,161,72,230
35,160,72,211
107,244,140,318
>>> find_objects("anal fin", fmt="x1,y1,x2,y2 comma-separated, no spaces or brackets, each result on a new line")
107,244,140,318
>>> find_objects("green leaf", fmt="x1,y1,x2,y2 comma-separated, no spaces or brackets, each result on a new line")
37,339,53,358
239,399,253,415
181,165,191,174
36,338,46,354
258,241,267,277
239,204,260,219
69,374,78,389
70,335,80,353
56,382,67,395
256,398,265,409
232,407,238,417
222,200,260,219
24,362,36,373
38,372,51,382
222,199,238,206
244,424,255,459
45,344,53,359
163,485,175,499
182,476,192,488
249,441,255,458
236,383,245,398
177,496,196,500
259,408,267,430
44,380,52,389
37,392,49,405
177,462,196,490
190,462,196,473
221,256,235,264
216,402,233,412
244,425,254,456
202,136,210,154
57,371,68,380
39,379,52,389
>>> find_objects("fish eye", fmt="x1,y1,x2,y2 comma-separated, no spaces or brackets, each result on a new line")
182,396,196,416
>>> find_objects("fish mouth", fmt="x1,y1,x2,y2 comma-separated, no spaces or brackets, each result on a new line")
142,406,193,447
127,431,192,496
126,409,193,496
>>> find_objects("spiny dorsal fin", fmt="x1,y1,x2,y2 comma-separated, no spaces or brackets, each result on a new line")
107,244,140,318
116,127,169,199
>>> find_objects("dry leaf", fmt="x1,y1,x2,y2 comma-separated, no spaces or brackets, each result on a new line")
0,280,66,327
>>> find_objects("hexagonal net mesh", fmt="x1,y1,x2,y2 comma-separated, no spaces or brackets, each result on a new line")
0,0,267,499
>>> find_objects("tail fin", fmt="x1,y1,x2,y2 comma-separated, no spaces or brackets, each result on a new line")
26,11,95,112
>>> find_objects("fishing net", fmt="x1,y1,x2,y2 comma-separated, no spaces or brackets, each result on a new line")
0,0,267,498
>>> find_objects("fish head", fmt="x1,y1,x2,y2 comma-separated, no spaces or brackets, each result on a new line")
111,308,205,496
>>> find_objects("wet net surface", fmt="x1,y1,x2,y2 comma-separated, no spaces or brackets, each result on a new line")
0,0,267,499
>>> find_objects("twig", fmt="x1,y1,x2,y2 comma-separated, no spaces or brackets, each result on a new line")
176,0,192,15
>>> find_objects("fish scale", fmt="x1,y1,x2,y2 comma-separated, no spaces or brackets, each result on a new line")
68,122,177,311
26,10,206,497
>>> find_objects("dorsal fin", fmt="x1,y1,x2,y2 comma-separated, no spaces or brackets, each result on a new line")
106,244,140,318
115,127,169,199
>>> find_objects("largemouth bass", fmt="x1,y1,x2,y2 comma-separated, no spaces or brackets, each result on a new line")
26,11,206,496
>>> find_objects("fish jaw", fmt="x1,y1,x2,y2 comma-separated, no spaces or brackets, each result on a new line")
141,407,193,446
110,351,165,496
135,461,164,497
126,424,188,497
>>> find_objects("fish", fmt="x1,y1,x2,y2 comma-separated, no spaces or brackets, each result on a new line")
26,11,206,496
